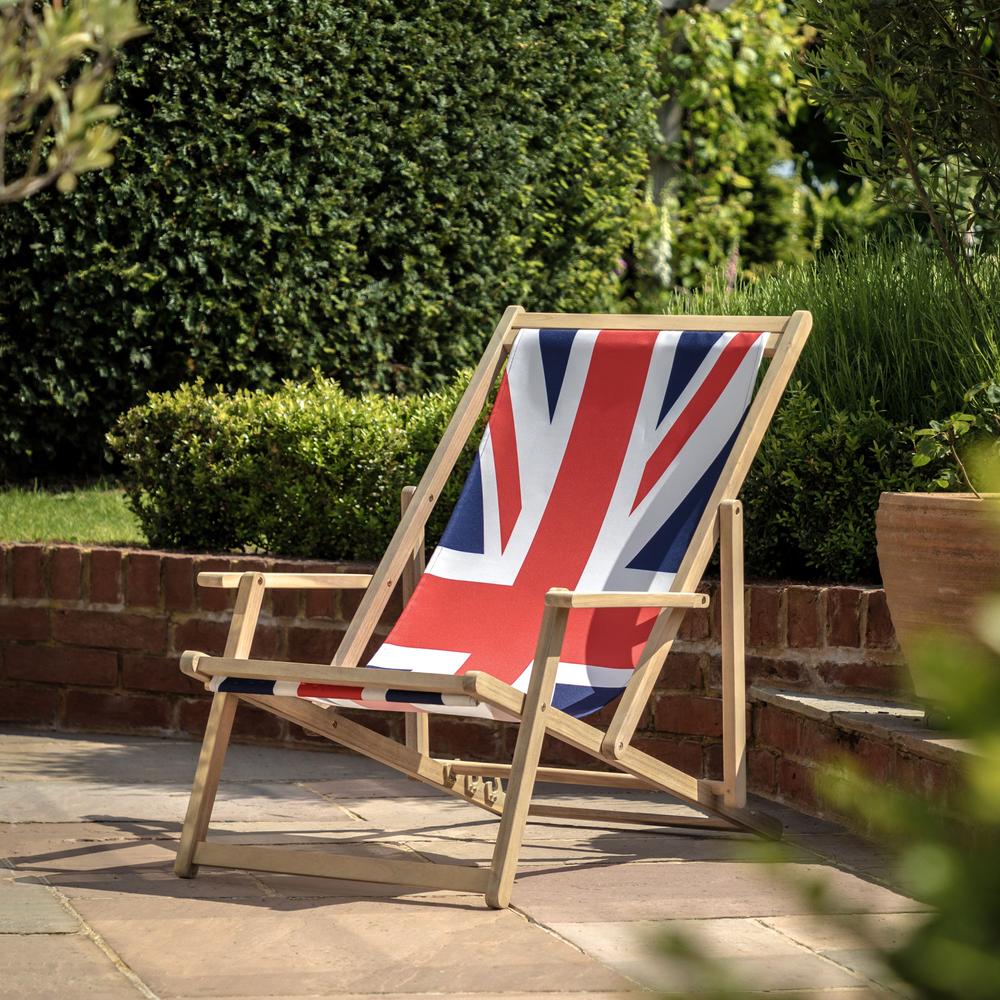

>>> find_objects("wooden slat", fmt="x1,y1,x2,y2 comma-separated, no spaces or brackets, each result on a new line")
720,499,747,808
605,309,812,758
544,589,708,610
487,602,570,909
198,572,372,590
516,313,788,333
185,656,478,698
529,804,738,832
193,842,490,893
401,485,430,755
445,761,656,790
333,305,524,668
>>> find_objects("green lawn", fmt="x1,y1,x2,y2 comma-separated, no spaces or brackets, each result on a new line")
0,485,146,546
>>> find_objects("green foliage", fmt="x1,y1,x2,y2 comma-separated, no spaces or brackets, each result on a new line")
742,386,927,581
913,381,1000,493
107,374,479,560
640,235,1000,427
797,0,1000,285
641,1,809,290
0,0,656,479
0,0,145,202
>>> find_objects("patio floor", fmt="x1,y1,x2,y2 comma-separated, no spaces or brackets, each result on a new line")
0,728,926,998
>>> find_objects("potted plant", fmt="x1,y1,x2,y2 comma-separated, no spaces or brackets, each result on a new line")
876,382,1000,703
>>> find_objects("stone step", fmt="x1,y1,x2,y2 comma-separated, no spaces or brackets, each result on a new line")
748,685,974,819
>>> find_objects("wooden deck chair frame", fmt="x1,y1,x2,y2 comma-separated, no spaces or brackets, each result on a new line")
174,305,812,909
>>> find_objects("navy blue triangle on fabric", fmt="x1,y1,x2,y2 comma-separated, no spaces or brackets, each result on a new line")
657,330,724,427
438,452,486,553
538,328,577,421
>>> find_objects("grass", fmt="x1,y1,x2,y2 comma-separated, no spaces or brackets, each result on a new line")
0,484,146,545
642,235,1000,426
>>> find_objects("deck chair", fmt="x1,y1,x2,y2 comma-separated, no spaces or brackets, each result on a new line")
174,306,812,909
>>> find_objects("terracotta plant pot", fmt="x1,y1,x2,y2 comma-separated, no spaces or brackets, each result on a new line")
876,492,1000,701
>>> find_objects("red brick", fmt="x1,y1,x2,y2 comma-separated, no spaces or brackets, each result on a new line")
798,719,848,764
339,707,404,741
656,651,703,691
748,747,777,792
89,548,122,603
63,689,172,732
0,546,7,598
430,717,502,760
286,625,343,664
0,605,49,641
536,732,598,769
267,560,303,618
678,594,711,641
11,545,45,599
232,702,285,741
703,741,723,780
653,693,722,737
776,758,818,811
122,654,201,695
786,586,820,649
304,588,338,620
163,556,194,611
49,546,83,601
748,585,782,648
864,590,896,650
0,683,60,724
816,659,906,695
855,737,894,783
194,557,234,612
249,625,281,660
631,735,704,776
745,655,809,689
125,552,161,608
171,618,229,655
4,645,117,687
755,704,801,754
827,587,862,647
177,696,212,734
53,609,166,653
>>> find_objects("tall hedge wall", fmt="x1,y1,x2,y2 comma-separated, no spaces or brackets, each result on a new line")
0,0,656,478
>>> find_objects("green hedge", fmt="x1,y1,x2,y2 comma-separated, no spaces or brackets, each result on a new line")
0,0,656,479
110,376,935,581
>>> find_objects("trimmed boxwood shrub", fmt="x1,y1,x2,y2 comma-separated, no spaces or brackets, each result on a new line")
110,377,936,581
107,374,480,558
0,0,656,479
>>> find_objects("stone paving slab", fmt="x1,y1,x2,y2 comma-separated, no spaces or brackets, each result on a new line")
550,917,868,992
69,893,636,998
0,878,80,933
0,728,923,998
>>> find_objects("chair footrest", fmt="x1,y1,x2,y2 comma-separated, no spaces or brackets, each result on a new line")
192,842,491,893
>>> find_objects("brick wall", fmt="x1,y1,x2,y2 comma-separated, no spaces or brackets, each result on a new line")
0,543,906,784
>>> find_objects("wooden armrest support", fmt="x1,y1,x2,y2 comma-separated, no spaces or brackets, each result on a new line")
544,589,709,610
197,572,373,590
180,652,479,697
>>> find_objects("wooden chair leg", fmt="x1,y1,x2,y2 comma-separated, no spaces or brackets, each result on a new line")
720,499,747,808
400,485,430,755
486,602,569,909
175,571,265,877
174,691,238,877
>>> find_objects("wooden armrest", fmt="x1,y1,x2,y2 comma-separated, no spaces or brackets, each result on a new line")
544,588,709,610
181,652,478,696
196,572,373,590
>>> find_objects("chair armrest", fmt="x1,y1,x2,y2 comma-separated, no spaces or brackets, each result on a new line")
544,588,709,610
197,572,373,590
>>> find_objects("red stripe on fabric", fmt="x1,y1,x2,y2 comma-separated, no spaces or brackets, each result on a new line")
383,330,659,682
630,331,758,513
490,375,522,551
296,683,365,699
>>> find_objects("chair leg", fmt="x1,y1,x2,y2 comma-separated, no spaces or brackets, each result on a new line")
486,602,569,909
720,499,747,809
175,692,238,877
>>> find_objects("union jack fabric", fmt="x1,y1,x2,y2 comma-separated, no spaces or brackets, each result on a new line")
212,327,766,720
